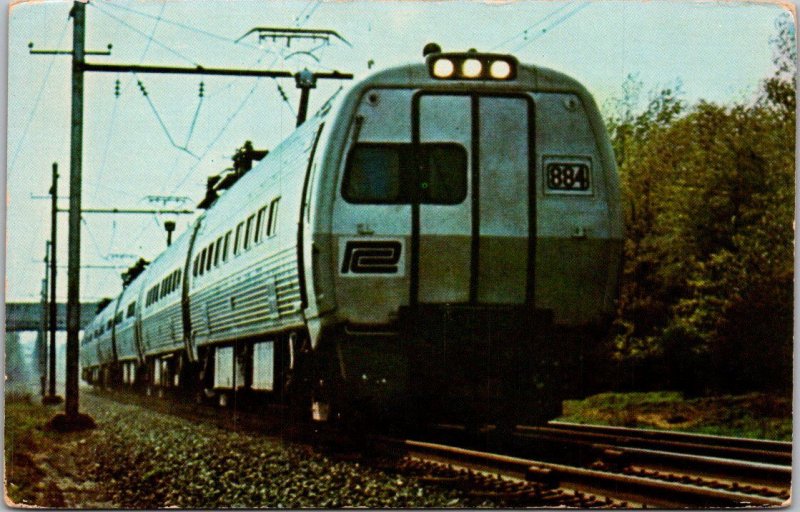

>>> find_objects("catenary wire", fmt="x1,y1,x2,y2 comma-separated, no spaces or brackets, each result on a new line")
90,1,200,66
512,3,591,53
489,1,576,52
8,20,70,176
134,74,202,159
100,0,262,52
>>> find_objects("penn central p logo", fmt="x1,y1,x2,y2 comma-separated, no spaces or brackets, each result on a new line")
340,239,404,276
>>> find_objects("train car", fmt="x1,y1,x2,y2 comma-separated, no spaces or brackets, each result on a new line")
82,46,623,429
79,314,101,384
113,271,144,388
80,299,117,386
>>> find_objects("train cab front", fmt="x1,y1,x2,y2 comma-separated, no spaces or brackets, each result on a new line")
315,45,621,431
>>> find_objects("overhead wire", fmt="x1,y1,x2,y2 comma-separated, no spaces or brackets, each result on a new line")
512,3,591,53
109,0,339,246
166,48,282,195
294,0,316,27
138,0,168,58
90,0,167,203
8,19,70,176
489,1,576,52
90,1,200,66
168,74,266,193
165,0,336,194
298,0,323,27
134,75,202,159
82,217,109,259
100,0,262,52
89,0,200,260
90,81,122,207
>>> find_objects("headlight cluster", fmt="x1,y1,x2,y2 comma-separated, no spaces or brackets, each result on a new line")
427,53,517,81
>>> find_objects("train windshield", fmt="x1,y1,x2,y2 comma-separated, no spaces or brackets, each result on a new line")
343,143,466,204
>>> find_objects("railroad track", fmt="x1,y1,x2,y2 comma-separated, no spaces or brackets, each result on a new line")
378,438,789,508
542,421,791,465
89,389,791,506
510,424,791,492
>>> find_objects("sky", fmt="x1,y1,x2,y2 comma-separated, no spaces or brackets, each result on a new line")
4,0,795,317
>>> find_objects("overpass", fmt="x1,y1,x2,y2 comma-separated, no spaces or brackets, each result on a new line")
5,302,100,332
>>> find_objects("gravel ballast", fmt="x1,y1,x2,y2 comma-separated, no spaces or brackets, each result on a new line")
50,392,498,508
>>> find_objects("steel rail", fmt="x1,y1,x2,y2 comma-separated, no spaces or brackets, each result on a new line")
522,424,791,466
398,439,787,508
515,429,790,490
547,421,791,453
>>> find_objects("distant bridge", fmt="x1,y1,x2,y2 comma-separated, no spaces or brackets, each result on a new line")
5,302,100,332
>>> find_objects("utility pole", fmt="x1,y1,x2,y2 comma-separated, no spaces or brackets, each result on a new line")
38,273,47,398
44,164,63,405
63,0,92,427
47,1,95,430
30,3,352,431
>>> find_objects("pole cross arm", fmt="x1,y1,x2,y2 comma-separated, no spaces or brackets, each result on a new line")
29,42,112,56
56,208,196,214
80,62,294,78
79,61,353,81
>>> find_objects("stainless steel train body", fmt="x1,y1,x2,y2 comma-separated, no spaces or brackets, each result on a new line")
81,50,623,427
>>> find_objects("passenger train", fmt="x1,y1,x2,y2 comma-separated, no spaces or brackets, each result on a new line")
81,46,623,429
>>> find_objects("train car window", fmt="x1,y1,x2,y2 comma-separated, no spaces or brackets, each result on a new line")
206,243,214,272
255,207,266,244
214,238,222,266
176,270,182,290
267,198,280,237
193,257,199,277
343,143,467,204
344,146,401,202
420,145,468,203
199,248,207,276
244,214,255,250
127,302,136,318
222,231,231,262
234,222,244,256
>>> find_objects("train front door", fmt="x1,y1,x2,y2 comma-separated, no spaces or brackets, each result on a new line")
412,93,533,306
411,92,535,426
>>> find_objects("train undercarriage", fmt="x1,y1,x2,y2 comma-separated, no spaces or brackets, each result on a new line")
83,307,597,433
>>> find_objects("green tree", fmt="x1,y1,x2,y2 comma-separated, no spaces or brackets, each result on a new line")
603,12,794,394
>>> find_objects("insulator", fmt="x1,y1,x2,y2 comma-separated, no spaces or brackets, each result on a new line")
114,79,121,97
277,84,288,102
198,81,205,98
137,81,148,96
